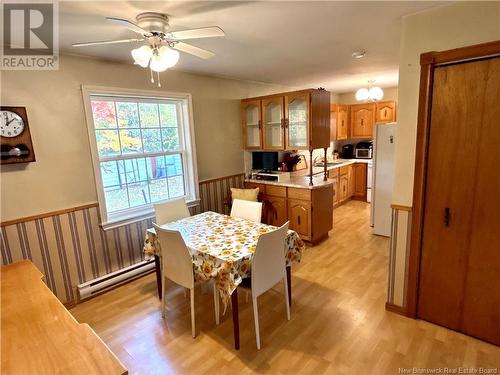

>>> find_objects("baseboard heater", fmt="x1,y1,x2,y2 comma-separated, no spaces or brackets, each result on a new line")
77,259,155,301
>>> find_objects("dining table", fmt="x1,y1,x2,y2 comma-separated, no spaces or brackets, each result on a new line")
143,211,305,349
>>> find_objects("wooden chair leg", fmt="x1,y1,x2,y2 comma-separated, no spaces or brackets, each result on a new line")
283,276,290,321
161,278,167,318
252,295,261,350
213,283,220,325
190,288,196,338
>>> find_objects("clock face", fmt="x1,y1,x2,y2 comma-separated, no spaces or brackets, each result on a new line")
1,110,25,138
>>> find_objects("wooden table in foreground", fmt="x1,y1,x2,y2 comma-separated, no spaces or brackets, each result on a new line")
1,260,127,375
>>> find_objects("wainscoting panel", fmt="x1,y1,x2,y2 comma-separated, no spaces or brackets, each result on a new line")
0,173,245,305
387,205,412,309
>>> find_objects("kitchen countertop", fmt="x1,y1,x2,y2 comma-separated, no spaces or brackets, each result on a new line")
245,159,372,189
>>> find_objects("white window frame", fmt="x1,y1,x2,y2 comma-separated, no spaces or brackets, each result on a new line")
82,85,199,230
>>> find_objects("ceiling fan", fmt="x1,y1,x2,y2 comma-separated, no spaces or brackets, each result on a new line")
72,12,225,86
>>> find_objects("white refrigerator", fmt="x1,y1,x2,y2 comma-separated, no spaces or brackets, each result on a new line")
371,123,396,237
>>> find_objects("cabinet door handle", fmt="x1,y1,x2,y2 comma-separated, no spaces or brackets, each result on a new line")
444,207,451,227
384,109,387,117
361,119,364,126
298,216,301,225
258,120,261,129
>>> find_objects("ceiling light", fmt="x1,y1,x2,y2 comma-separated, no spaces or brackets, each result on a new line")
355,88,369,101
158,46,180,68
131,44,181,86
131,45,152,68
352,50,366,59
356,81,384,102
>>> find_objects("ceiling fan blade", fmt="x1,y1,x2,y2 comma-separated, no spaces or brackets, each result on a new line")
173,42,215,59
169,26,225,40
72,38,144,47
106,17,151,36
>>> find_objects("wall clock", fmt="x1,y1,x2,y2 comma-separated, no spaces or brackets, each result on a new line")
1,106,36,164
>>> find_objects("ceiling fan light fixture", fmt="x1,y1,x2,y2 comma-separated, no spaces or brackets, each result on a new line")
158,46,180,68
150,53,170,72
131,45,152,68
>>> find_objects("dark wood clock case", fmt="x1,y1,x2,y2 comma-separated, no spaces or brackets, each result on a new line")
1,106,36,165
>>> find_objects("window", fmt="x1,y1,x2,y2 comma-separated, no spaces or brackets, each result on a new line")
82,87,199,229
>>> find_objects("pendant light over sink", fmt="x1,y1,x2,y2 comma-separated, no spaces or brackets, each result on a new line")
355,80,384,101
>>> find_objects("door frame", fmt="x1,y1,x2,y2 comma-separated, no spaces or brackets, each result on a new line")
406,40,500,319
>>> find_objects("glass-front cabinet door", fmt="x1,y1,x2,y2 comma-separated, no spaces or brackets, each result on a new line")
262,96,285,150
241,99,262,149
285,93,310,149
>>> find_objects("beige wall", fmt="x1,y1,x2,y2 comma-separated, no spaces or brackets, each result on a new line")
337,86,398,105
393,1,500,206
388,2,500,308
0,55,289,222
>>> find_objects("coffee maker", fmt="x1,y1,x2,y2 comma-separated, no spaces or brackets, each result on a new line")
341,144,354,159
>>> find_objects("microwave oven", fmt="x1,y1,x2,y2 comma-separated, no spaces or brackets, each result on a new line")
355,148,372,159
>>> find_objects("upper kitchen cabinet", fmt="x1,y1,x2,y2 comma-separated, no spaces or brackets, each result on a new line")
375,101,397,123
336,104,349,140
330,104,349,141
262,96,285,150
241,88,330,151
285,92,310,149
241,99,262,150
350,103,375,138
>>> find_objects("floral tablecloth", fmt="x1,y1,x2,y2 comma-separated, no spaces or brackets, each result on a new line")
143,211,305,309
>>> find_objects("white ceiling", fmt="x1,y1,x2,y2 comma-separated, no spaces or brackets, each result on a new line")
59,1,445,93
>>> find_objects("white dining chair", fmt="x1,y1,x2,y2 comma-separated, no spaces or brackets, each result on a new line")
230,199,263,223
240,221,290,349
153,224,220,338
154,198,190,225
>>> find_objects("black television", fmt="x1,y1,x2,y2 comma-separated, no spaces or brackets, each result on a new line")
252,152,278,171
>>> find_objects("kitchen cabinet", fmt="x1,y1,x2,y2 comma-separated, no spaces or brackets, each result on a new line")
339,175,349,202
244,182,333,244
241,88,330,151
328,168,340,206
262,96,285,150
263,196,288,227
330,104,337,141
347,164,355,197
330,104,349,141
350,103,375,138
288,199,311,240
375,101,397,123
241,99,262,150
353,163,367,199
285,92,310,149
337,105,349,140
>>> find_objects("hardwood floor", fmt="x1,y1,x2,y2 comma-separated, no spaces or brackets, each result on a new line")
71,201,500,374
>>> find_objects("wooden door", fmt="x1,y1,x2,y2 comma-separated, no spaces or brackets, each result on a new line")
350,104,374,138
241,99,262,150
337,105,348,139
288,199,311,240
353,163,367,198
263,195,288,226
285,93,310,150
375,101,396,123
262,96,285,150
417,57,500,345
